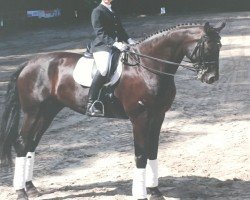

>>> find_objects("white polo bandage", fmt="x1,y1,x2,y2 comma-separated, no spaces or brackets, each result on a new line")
13,157,27,190
132,168,147,199
25,152,35,182
146,159,158,187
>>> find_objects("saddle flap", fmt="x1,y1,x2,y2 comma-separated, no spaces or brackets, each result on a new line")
73,55,123,88
73,57,95,87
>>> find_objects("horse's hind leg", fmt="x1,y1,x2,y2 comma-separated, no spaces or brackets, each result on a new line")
13,101,62,200
13,112,38,200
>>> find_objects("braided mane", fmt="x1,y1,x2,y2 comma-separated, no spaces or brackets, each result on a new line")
138,23,202,44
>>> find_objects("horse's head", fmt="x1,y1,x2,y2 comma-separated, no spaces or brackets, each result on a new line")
186,21,226,84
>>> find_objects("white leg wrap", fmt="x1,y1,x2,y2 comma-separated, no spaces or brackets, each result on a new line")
132,168,147,199
25,152,35,182
13,157,27,190
146,159,158,188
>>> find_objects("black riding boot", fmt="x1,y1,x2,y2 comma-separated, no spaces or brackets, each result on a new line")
86,71,106,117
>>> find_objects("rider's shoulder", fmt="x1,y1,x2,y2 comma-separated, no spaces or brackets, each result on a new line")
92,4,106,15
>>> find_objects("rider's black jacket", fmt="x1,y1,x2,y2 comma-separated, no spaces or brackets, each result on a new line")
90,4,129,53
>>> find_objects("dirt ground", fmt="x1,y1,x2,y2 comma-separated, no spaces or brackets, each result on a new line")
0,11,249,200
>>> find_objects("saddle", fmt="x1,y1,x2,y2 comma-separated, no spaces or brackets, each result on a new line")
73,44,123,117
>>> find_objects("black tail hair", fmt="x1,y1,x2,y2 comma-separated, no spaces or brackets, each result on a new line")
0,63,26,167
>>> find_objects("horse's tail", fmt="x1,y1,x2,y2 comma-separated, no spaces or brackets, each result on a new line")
0,63,26,167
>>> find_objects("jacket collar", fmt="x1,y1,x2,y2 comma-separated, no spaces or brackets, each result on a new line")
100,2,113,13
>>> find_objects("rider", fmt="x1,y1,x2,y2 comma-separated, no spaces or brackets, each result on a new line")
86,0,136,116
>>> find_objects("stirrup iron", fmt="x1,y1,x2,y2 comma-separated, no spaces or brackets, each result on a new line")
88,100,105,117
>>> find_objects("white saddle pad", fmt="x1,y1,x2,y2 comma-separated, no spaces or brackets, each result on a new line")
73,56,122,87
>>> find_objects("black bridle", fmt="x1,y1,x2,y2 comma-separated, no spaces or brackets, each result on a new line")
189,35,221,72
123,34,221,77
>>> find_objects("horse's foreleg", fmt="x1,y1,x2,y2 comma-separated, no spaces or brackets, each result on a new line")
146,112,165,200
131,111,150,200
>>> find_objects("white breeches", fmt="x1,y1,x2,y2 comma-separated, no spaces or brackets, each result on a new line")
132,159,158,199
93,51,111,76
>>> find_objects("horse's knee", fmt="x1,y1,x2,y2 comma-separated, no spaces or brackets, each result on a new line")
135,155,147,168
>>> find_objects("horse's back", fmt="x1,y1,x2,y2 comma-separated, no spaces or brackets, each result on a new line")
19,52,82,77
17,52,84,111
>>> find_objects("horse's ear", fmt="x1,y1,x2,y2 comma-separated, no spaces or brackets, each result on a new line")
204,22,211,34
214,21,226,32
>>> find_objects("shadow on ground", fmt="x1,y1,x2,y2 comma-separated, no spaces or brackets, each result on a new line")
39,176,250,199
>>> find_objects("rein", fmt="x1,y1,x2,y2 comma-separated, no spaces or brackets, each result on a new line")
123,35,220,78
124,50,197,72
123,50,199,78
123,50,195,77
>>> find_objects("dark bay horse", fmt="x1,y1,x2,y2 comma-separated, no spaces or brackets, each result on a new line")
0,22,225,200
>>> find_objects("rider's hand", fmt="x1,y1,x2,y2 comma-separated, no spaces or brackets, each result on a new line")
127,38,137,45
113,42,128,51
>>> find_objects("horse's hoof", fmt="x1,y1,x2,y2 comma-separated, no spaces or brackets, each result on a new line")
26,187,41,198
149,196,165,200
147,187,164,200
26,181,42,197
16,189,28,200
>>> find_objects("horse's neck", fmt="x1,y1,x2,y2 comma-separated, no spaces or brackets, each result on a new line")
137,31,179,59
135,29,185,75
137,26,203,61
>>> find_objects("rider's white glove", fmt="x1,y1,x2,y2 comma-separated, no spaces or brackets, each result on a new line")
127,38,137,45
113,42,128,51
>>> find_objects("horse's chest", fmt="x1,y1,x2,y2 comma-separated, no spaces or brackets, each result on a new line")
162,86,176,110
150,79,176,111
